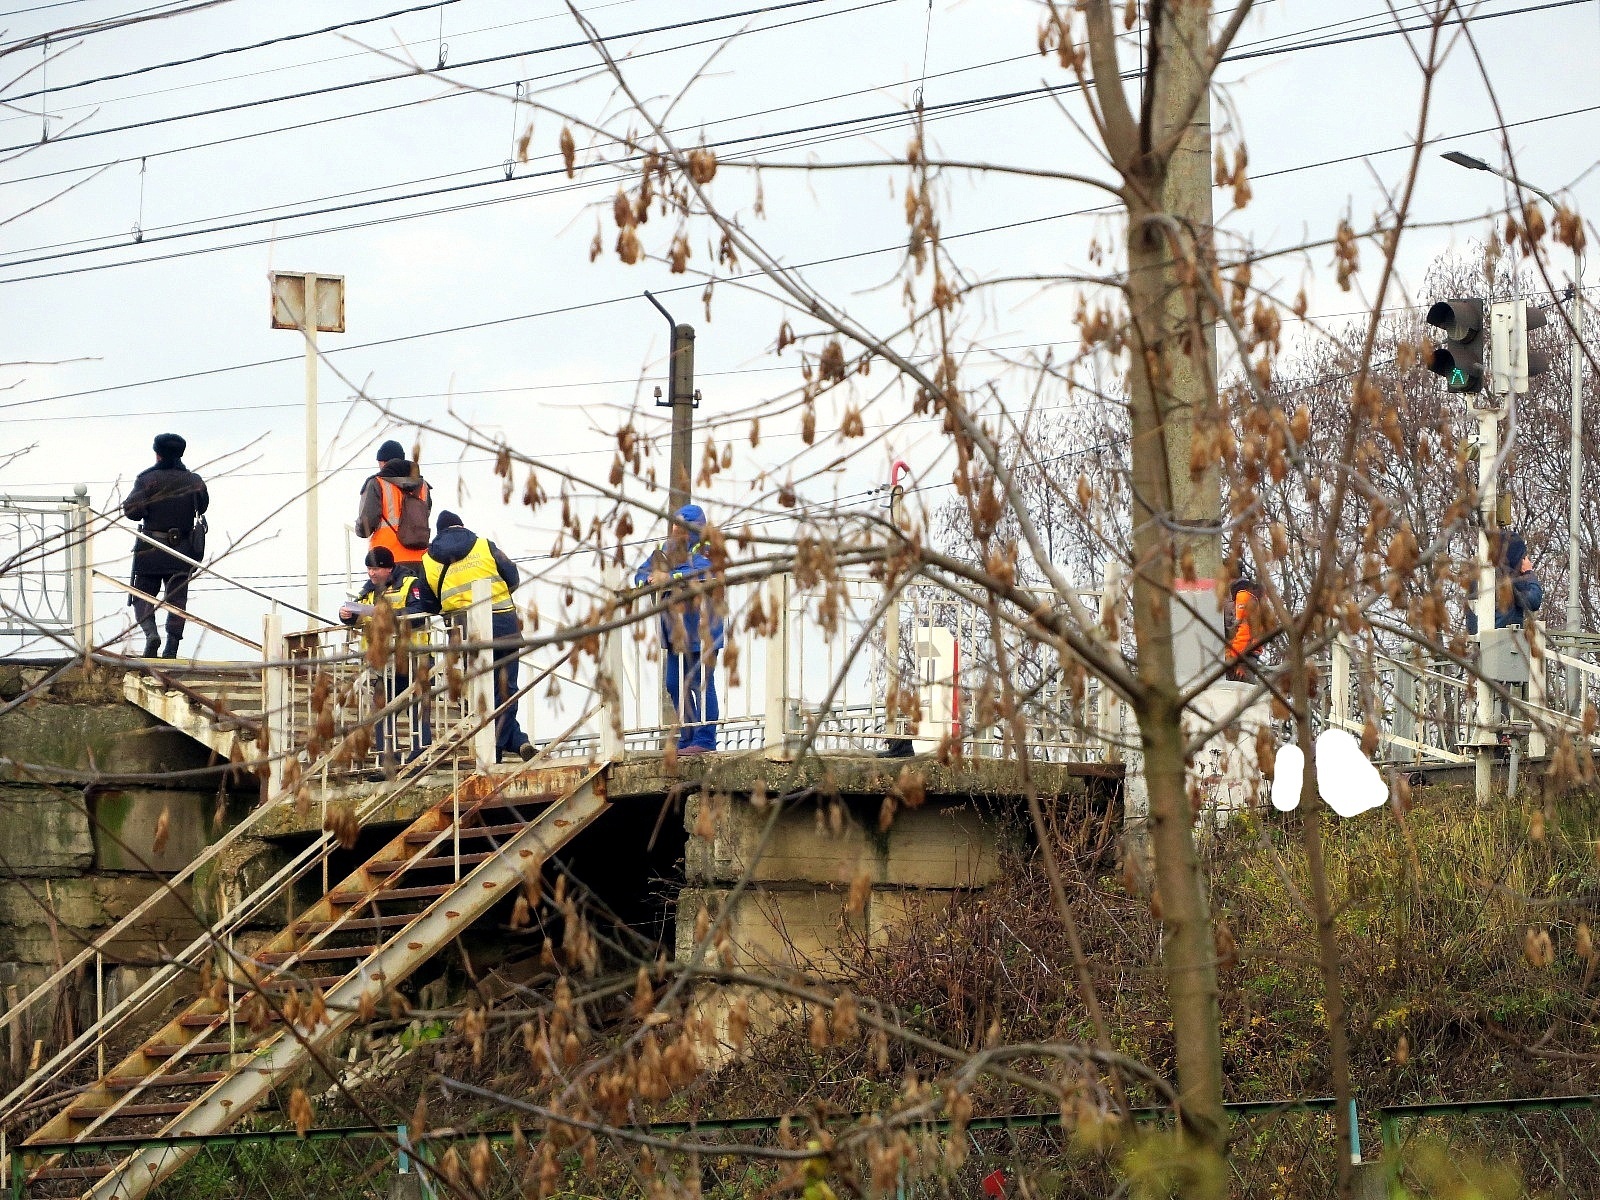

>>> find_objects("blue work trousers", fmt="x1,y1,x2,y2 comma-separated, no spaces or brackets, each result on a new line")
665,647,719,750
492,611,529,753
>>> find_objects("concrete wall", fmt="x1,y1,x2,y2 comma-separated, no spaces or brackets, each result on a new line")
0,666,239,1061
677,789,1004,976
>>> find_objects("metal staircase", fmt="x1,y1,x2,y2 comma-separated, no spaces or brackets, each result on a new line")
121,666,265,767
11,759,608,1200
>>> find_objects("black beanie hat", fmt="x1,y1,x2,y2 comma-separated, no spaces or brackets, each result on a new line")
365,547,396,569
1504,531,1528,571
436,510,463,532
376,439,406,463
153,433,186,458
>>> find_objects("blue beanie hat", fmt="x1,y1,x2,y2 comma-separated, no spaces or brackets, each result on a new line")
376,439,406,463
674,504,707,532
436,510,463,533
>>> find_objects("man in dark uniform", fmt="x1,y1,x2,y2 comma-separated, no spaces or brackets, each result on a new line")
123,433,209,659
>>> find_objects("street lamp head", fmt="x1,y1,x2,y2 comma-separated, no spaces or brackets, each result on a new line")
1442,150,1491,172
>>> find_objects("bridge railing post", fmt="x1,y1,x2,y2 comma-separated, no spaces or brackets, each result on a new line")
1393,657,1418,763
262,611,289,802
71,484,93,660
1331,632,1352,732
764,572,792,760
467,580,496,771
600,566,626,762
1527,619,1547,761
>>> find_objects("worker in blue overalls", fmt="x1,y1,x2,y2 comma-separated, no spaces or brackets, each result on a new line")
634,504,725,757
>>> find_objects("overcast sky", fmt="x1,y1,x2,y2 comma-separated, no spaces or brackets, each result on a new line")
2,0,1597,662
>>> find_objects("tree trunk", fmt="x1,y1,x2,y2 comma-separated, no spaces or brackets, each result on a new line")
1123,180,1226,1149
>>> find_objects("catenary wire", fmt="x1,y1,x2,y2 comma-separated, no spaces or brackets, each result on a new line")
7,91,1599,418
0,0,1457,254
0,0,1412,190
4,0,463,105
0,0,1586,279
0,0,871,155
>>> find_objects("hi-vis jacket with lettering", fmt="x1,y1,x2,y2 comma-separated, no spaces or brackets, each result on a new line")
416,526,519,614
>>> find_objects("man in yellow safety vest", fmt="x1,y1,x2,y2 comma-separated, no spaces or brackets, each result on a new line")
340,546,430,770
412,511,533,762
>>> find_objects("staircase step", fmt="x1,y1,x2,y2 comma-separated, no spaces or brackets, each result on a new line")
368,850,498,875
469,791,563,815
142,1041,233,1059
69,1101,192,1120
29,1166,115,1181
107,1071,227,1091
403,821,531,846
293,913,417,934
256,944,381,965
328,883,460,902
177,1010,282,1029
260,975,344,993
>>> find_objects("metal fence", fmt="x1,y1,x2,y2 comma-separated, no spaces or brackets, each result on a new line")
16,1094,1600,1199
0,488,91,654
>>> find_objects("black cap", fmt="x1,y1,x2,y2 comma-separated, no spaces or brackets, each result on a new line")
436,510,463,532
365,547,395,569
153,433,186,458
376,439,406,463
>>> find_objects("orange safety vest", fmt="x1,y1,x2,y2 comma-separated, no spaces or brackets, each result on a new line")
369,477,430,564
1227,587,1255,661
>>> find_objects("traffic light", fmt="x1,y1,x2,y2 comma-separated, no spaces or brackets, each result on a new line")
1512,302,1550,393
1425,298,1485,393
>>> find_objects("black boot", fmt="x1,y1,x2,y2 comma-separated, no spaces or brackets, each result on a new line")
142,636,161,658
877,738,915,759
160,637,181,660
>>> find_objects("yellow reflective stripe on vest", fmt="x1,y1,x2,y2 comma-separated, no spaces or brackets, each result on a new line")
424,538,513,613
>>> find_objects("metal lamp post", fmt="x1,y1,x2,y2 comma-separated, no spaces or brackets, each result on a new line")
1443,150,1585,710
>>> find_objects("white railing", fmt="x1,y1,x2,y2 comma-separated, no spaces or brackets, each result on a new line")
547,570,1112,764
0,487,92,655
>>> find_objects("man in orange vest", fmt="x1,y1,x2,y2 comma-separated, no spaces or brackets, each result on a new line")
1225,571,1262,681
355,439,432,566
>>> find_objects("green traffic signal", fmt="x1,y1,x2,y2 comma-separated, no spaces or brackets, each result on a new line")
1425,298,1486,394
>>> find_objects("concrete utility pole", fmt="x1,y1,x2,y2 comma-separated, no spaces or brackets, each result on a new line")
270,271,346,623
645,292,697,514
1156,0,1222,585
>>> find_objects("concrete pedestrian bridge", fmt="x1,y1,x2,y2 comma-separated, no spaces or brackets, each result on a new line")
7,552,1600,1198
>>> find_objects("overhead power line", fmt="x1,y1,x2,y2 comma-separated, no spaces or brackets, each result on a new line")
1,0,1592,283
0,0,864,155
0,68,1025,271
4,0,463,104
0,0,1417,191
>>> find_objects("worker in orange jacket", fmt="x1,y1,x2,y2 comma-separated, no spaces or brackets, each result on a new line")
1225,572,1262,681
355,439,432,566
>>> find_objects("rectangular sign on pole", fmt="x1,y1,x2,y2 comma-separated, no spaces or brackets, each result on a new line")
269,272,345,332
